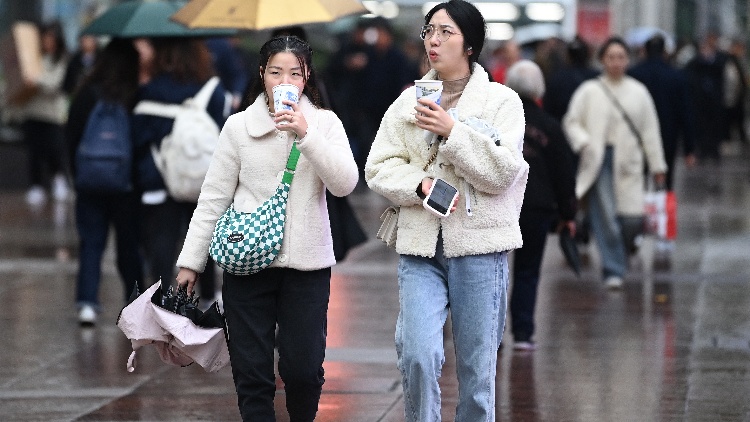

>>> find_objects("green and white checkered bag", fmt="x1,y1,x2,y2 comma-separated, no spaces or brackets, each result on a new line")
209,142,300,276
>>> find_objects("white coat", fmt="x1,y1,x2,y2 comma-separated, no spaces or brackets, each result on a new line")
563,75,668,216
176,94,359,272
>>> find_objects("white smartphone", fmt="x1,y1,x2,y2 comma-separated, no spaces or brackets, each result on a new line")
423,178,459,218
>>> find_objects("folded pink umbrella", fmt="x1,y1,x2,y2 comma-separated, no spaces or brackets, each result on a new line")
117,280,230,373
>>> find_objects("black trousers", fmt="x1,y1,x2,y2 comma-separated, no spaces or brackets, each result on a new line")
510,212,554,342
223,267,330,422
141,198,215,298
23,119,67,186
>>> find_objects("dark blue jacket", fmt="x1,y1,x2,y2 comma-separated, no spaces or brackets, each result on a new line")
205,38,249,98
629,58,696,157
132,74,227,193
542,65,599,122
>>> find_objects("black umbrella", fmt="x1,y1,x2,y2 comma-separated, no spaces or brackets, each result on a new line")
117,280,229,373
559,225,582,277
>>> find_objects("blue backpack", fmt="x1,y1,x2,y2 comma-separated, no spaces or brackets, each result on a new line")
75,100,132,193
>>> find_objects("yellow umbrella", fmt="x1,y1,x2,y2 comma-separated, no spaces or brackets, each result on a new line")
171,0,369,30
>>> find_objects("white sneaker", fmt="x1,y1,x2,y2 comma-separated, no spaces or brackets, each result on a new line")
513,341,536,351
605,276,624,290
25,185,47,206
78,305,97,326
52,174,70,201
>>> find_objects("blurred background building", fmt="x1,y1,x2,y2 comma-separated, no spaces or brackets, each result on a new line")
1,0,749,165
1,0,748,51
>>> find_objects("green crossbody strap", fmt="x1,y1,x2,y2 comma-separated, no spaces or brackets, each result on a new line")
282,139,300,184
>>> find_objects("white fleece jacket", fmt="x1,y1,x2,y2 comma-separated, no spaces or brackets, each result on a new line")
365,65,528,258
176,94,358,272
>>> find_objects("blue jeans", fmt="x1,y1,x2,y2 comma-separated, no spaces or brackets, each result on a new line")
75,192,144,309
396,234,508,422
588,147,642,279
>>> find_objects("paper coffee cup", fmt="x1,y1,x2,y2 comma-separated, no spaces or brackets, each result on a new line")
272,84,300,112
415,80,443,105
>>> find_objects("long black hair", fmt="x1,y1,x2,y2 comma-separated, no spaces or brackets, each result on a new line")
39,20,68,63
79,38,139,108
245,35,323,108
424,0,486,73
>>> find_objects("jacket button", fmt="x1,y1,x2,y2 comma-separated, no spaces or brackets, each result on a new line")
278,254,287,262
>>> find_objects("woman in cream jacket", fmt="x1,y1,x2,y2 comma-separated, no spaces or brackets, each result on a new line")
176,36,358,421
21,21,70,205
365,1,528,419
563,36,667,289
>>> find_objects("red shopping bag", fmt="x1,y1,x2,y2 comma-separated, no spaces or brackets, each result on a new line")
644,190,677,240
665,190,677,240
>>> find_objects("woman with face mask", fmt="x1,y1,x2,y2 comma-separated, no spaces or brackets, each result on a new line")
175,36,358,421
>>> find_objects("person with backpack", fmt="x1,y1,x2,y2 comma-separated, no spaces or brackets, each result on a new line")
65,38,144,325
132,37,227,304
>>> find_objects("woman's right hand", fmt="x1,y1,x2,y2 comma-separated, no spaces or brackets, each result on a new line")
176,268,199,296
420,177,459,213
415,98,455,138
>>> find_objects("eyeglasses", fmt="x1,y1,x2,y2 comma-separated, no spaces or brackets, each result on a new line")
420,24,462,42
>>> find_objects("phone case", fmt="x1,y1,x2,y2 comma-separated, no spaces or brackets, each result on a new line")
422,179,458,218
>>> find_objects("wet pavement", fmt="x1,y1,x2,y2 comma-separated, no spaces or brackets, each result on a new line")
0,149,749,421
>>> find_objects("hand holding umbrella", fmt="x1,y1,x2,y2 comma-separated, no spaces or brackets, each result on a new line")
117,279,229,373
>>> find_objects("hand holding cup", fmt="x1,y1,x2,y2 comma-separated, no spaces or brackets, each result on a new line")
414,80,453,138
272,84,307,138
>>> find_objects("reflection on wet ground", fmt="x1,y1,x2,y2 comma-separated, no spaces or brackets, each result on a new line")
0,153,749,421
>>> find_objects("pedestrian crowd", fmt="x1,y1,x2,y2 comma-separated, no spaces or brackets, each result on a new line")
1,0,748,420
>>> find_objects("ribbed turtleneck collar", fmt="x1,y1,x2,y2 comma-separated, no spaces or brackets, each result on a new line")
439,74,471,110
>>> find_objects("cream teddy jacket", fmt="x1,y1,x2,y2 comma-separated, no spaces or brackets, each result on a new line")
365,65,528,258
176,94,358,273
563,75,667,216
21,55,68,124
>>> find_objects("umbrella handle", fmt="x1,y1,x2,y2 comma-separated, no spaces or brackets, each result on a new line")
127,350,137,373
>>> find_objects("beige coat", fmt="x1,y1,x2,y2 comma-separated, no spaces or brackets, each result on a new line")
21,55,68,124
365,65,528,258
176,94,358,273
563,75,667,216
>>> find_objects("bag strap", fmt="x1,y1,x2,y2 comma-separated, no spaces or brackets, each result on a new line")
423,142,439,172
598,80,644,149
281,140,301,184
133,101,182,118
132,76,220,118
193,76,220,110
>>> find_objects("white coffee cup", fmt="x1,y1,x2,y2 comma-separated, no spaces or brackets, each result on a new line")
272,84,300,114
415,80,443,105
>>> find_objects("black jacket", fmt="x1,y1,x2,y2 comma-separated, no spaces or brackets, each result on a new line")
629,58,696,157
520,97,577,221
